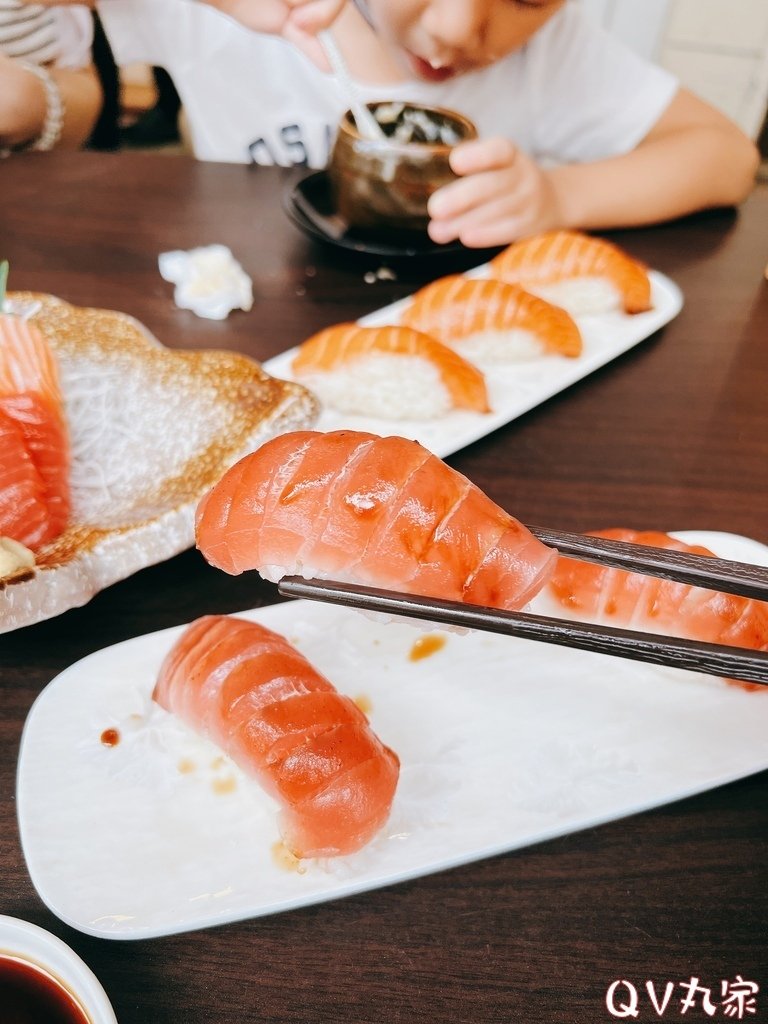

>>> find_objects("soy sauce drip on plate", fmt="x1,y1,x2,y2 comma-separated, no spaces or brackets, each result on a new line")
100,728,120,747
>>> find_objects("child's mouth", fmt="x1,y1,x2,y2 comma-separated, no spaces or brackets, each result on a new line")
406,52,457,82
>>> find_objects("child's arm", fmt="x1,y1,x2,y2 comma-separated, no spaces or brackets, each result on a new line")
428,88,760,248
0,53,101,151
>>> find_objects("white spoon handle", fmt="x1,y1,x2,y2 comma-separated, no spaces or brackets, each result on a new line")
318,29,385,140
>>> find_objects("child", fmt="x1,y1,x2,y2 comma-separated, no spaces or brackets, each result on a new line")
70,0,763,245
0,1,102,154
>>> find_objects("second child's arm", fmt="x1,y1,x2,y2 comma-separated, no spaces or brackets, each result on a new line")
21,0,345,67
204,0,345,65
428,88,759,247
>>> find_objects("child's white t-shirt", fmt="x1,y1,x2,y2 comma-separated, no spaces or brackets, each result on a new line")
98,0,678,167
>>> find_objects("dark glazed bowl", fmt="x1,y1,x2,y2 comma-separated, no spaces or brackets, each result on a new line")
327,102,478,237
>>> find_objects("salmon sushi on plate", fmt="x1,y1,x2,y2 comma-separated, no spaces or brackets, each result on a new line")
263,228,682,460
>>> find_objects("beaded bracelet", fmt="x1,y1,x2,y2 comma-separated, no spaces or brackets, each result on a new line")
24,62,65,151
0,62,66,157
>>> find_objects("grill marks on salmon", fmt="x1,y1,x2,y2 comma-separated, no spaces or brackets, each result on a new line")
489,231,652,316
401,275,583,359
154,614,400,857
195,430,557,611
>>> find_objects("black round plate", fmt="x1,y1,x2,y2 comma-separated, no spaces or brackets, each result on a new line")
283,171,468,259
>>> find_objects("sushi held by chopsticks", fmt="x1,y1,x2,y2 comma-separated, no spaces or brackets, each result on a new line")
195,430,555,610
195,430,768,689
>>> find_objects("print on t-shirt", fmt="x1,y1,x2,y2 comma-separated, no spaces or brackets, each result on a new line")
248,122,335,167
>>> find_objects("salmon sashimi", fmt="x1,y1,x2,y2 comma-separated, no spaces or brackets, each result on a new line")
488,230,652,316
196,430,557,610
0,313,70,547
153,614,400,857
0,408,51,549
291,323,490,419
400,275,583,360
547,528,768,690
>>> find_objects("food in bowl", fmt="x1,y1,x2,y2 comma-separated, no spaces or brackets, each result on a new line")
372,102,465,144
327,101,477,235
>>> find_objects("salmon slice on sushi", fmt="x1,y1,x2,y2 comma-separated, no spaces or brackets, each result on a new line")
546,528,768,690
488,230,652,317
400,275,582,362
291,323,490,419
154,614,400,858
196,430,556,611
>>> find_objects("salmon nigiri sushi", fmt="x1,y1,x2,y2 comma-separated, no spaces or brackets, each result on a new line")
196,430,556,610
154,614,400,857
546,528,768,690
400,275,582,361
291,323,490,419
488,230,652,316
0,311,70,548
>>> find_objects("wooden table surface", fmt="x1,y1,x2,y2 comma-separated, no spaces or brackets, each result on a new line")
1,152,767,1023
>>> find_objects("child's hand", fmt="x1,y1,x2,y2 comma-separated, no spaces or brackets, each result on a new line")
217,0,346,67
427,137,565,248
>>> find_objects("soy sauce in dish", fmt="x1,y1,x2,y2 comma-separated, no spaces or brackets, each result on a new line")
0,954,90,1024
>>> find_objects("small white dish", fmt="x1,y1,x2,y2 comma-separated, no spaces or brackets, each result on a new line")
0,915,117,1022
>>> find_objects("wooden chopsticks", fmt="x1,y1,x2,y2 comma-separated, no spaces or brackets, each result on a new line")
278,577,768,685
277,532,768,686
527,527,768,601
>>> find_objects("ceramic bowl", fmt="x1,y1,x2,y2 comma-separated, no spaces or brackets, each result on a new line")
0,915,117,1023
327,101,477,236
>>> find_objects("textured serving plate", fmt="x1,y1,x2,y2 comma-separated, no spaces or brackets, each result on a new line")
17,531,768,940
264,268,683,459
0,294,318,633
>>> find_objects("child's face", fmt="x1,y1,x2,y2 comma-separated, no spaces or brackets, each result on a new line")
364,0,567,81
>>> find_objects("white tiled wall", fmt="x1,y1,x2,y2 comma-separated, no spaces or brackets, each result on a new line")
661,0,768,136
663,0,768,52
578,0,768,137
578,0,671,63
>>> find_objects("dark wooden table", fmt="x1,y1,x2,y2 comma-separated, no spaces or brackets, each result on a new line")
2,152,767,1024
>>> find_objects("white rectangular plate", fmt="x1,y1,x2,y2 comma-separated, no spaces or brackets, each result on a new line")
264,269,683,458
16,531,768,940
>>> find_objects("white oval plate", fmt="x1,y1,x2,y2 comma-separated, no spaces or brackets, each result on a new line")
17,531,767,940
